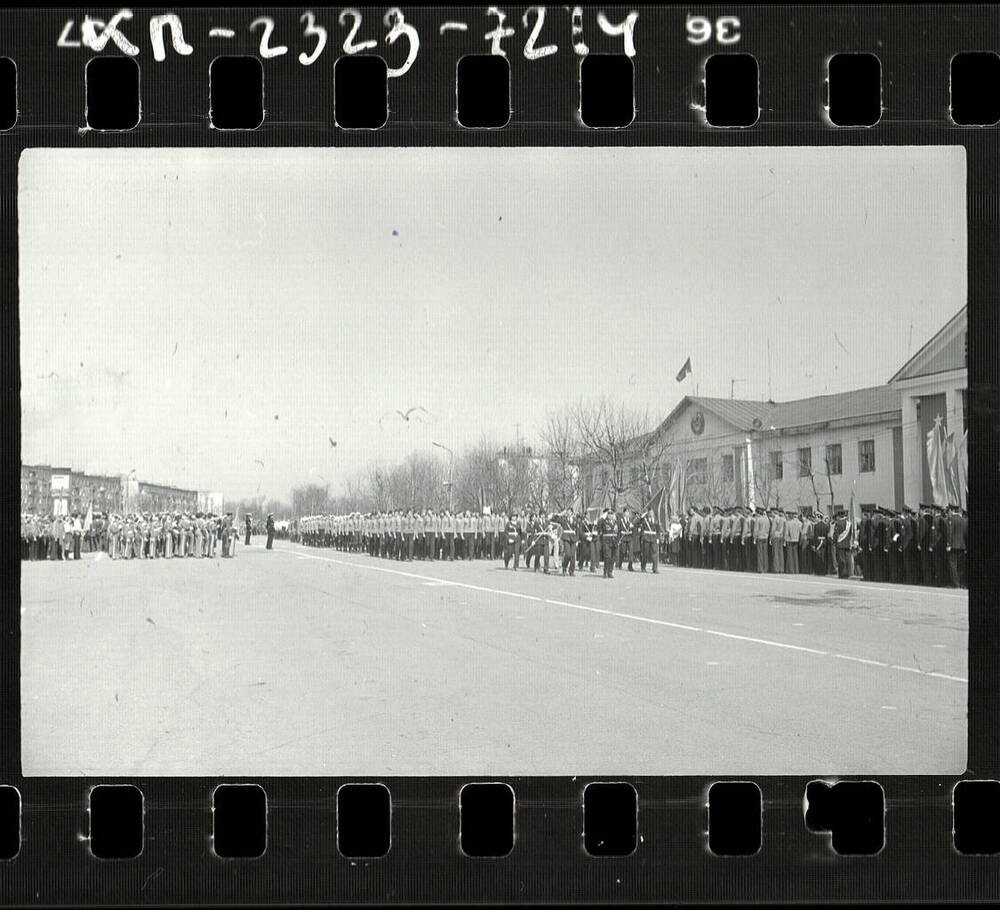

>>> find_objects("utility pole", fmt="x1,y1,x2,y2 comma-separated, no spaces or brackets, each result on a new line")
766,339,772,401
432,441,454,512
730,378,746,400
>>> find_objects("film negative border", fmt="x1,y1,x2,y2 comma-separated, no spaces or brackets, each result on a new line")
1,4,998,905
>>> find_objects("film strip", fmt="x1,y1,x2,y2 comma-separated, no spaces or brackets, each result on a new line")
1,4,998,905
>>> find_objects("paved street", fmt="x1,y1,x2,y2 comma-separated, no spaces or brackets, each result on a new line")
20,540,967,776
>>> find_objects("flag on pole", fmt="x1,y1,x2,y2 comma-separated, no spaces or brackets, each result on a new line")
925,415,949,507
675,357,692,383
667,460,680,518
849,481,860,548
83,501,93,532
943,431,960,506
956,430,968,509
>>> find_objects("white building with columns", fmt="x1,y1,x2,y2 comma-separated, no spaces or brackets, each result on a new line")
888,306,967,508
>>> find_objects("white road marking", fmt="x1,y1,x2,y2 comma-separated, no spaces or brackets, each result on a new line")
639,563,968,599
881,705,898,710
792,622,804,627
278,548,967,684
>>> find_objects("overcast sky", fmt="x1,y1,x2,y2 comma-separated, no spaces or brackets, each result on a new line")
18,146,966,501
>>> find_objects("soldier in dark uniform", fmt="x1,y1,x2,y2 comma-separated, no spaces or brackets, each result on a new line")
874,509,889,582
934,507,950,586
896,508,912,584
871,510,884,581
502,513,520,570
832,509,853,578
617,508,632,570
900,507,918,584
639,509,660,573
559,510,577,576
918,505,936,586
686,509,701,569
574,513,589,571
812,512,829,576
266,513,275,549
946,506,967,588
889,512,906,584
857,508,871,580
244,513,253,546
598,508,620,578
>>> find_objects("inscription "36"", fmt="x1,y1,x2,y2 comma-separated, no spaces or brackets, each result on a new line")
685,15,740,45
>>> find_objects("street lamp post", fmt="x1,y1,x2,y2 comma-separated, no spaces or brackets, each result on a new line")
432,442,454,512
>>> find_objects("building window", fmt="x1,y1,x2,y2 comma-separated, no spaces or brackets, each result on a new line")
858,439,875,473
825,443,843,475
798,447,812,477
770,451,783,480
689,458,707,485
721,453,734,483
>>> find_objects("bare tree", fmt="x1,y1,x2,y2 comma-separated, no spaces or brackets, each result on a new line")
571,396,653,509
537,410,584,512
291,482,330,516
367,463,393,512
703,453,738,508
569,396,676,511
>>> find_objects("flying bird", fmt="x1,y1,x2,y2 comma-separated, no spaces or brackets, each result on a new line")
329,437,337,448
379,406,435,428
254,459,264,468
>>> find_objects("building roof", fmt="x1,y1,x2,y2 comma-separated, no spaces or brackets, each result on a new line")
657,385,901,436
888,305,967,384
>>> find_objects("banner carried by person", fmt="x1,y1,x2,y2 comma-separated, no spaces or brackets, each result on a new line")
641,485,667,530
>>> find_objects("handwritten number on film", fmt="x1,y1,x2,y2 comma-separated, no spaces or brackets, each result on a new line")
58,8,642,67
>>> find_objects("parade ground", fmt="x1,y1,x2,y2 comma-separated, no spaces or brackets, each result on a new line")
20,540,968,777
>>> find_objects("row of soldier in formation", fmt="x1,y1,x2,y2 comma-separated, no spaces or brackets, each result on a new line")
19,511,245,561
296,508,664,578
674,503,968,588
294,501,968,588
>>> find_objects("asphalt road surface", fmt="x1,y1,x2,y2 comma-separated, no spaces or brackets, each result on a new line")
20,539,967,776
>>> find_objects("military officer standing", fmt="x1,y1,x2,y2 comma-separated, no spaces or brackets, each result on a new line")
833,509,853,578
559,509,577,575
812,511,829,575
798,511,813,574
628,509,641,571
639,509,660,573
598,508,620,578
